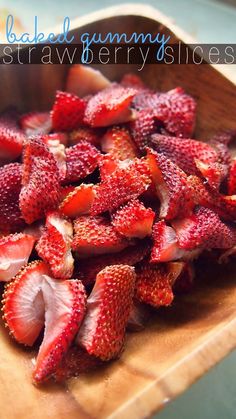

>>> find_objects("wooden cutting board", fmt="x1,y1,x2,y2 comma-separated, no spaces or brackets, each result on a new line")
0,5,235,418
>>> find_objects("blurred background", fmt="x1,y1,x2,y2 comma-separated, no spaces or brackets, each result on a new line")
0,0,235,418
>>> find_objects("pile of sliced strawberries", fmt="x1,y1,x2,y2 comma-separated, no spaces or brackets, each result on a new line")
0,65,236,384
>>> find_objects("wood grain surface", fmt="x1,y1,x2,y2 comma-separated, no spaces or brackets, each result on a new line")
0,5,235,419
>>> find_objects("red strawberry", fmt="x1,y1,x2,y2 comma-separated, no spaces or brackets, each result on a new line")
60,185,76,201
101,126,138,160
0,233,35,281
146,149,194,220
99,154,120,180
130,109,158,151
41,134,67,180
19,138,61,224
194,159,227,190
121,73,145,89
112,199,155,239
2,260,87,383
76,265,136,360
151,220,200,262
227,158,236,195
91,159,151,215
172,206,236,250
127,300,150,332
84,84,136,127
76,240,150,286
0,110,25,163
0,163,24,232
36,211,74,279
132,90,160,111
135,262,175,308
69,127,101,147
43,132,68,146
66,65,111,97
154,87,196,137
150,134,219,175
72,215,129,257
63,141,100,184
59,184,97,218
19,112,51,137
51,91,86,131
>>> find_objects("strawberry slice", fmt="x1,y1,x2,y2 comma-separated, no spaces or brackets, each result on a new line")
0,110,25,163
72,215,129,256
59,184,97,218
91,159,151,215
76,240,150,286
194,159,227,190
101,126,138,160
98,154,122,180
41,134,67,180
36,211,74,279
84,84,136,127
76,265,136,360
121,73,145,89
130,109,158,151
19,112,51,137
147,148,194,220
172,206,236,250
63,141,100,184
66,65,111,97
51,91,86,131
19,138,61,224
69,127,101,147
112,199,155,239
135,262,175,308
2,260,87,382
0,233,35,282
0,163,24,232
154,87,196,138
227,158,236,195
132,90,160,111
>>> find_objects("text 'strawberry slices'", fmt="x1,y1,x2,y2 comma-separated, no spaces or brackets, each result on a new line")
66,64,111,97
77,265,136,360
154,87,196,138
0,233,35,282
51,91,87,131
0,163,25,232
69,127,101,147
19,138,61,224
76,241,151,287
130,109,158,151
36,211,74,279
0,110,25,163
227,159,236,195
91,160,151,215
147,149,194,220
173,262,195,294
2,261,50,346
84,84,136,127
151,220,200,262
19,112,52,137
127,300,150,332
172,206,236,250
63,141,100,184
72,215,129,257
33,276,86,383
150,134,219,175
101,126,138,160
121,73,146,89
135,262,175,308
112,199,155,239
59,184,97,218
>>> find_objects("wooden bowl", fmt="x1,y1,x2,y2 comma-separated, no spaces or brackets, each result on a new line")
0,5,236,418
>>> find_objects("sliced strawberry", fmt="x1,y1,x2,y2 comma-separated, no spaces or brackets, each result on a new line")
127,300,150,332
101,126,138,160
66,65,111,97
91,159,151,215
151,220,200,262
60,185,76,202
2,260,87,383
19,112,51,137
76,265,136,360
41,135,67,180
43,132,69,146
76,240,150,286
84,84,136,127
0,110,25,163
227,158,236,195
72,215,129,257
0,163,24,232
130,109,158,151
0,233,35,282
59,184,96,218
63,141,100,184
69,127,101,147
146,149,194,220
19,138,61,224
121,73,145,89
154,87,196,138
112,199,155,239
51,91,86,131
150,134,219,175
98,154,120,180
172,206,236,250
194,159,227,190
132,90,160,111
36,211,74,279
135,262,174,308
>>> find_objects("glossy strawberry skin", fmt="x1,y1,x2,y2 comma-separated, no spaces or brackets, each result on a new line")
63,141,100,184
51,91,87,131
0,109,25,163
101,126,138,160
19,112,51,137
59,183,97,218
130,109,158,151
